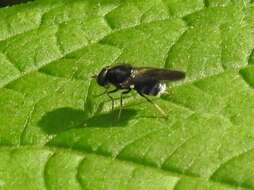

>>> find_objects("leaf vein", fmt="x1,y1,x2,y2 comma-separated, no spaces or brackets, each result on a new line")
19,103,36,145
211,146,254,179
43,152,56,190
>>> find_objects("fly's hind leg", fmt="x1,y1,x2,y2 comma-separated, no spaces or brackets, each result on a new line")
118,89,131,120
138,92,167,118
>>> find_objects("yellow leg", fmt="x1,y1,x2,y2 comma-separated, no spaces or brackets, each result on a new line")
139,93,167,118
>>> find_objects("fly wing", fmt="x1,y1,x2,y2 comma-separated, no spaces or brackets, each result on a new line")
133,67,185,81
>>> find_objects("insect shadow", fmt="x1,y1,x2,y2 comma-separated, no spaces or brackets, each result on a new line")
38,107,137,134
85,108,137,127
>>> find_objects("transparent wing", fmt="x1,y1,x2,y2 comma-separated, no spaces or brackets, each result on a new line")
133,67,185,81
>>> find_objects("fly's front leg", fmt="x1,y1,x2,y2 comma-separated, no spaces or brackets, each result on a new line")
96,87,119,97
105,88,119,116
118,89,131,120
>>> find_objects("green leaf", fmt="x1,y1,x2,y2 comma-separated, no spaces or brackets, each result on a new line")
1,0,254,189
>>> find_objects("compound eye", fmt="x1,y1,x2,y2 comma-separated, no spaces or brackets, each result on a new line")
97,68,109,86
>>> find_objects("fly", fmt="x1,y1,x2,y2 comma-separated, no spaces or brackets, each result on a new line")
93,64,185,119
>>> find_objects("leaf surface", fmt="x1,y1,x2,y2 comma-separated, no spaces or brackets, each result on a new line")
1,0,254,189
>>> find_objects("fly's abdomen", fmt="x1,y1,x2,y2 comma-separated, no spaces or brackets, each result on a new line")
134,78,166,96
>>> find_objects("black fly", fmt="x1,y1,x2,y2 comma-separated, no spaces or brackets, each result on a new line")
93,64,185,119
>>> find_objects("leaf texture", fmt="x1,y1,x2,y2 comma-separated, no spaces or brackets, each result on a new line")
1,0,254,189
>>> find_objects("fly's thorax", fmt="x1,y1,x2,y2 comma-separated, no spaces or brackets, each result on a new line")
107,64,133,87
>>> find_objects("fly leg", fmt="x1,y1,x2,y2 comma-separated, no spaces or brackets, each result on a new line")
105,88,119,116
118,89,131,120
138,92,167,118
97,88,119,97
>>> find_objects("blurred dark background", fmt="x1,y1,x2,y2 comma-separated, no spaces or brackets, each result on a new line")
0,0,33,7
